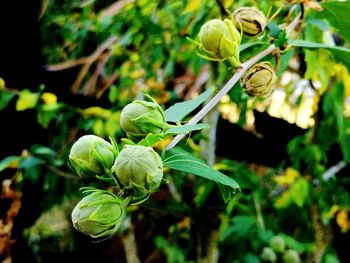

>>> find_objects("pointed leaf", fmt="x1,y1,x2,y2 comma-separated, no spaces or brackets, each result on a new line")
288,39,350,71
310,1,350,43
164,88,215,123
164,124,208,135
163,147,240,202
138,134,165,147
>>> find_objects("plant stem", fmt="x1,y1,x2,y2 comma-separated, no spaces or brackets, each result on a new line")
122,216,141,263
166,13,301,151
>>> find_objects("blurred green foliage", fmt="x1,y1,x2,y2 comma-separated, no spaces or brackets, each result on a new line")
1,0,350,262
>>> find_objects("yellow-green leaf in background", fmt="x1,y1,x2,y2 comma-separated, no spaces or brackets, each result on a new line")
16,89,39,111
274,167,299,186
182,0,201,14
41,92,57,106
81,106,111,119
105,112,121,137
274,190,292,209
290,178,309,207
0,78,5,89
92,119,104,136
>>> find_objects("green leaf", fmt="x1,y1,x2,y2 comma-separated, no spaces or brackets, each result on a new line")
0,91,15,110
163,147,240,202
221,215,256,240
277,50,294,77
310,1,350,43
137,133,165,147
274,30,287,48
239,42,269,52
0,156,21,172
288,39,350,71
290,178,309,207
164,124,208,135
164,87,215,123
267,21,282,38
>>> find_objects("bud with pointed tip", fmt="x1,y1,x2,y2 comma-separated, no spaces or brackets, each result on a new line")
120,100,166,142
112,145,163,198
71,190,125,239
198,19,241,67
69,135,117,177
233,7,267,37
241,62,276,97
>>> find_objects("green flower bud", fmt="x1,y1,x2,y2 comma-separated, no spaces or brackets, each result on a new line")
198,19,241,67
260,247,277,262
233,7,267,37
282,249,301,263
241,62,276,97
112,145,163,198
270,236,286,253
71,191,124,239
120,100,166,141
69,135,117,177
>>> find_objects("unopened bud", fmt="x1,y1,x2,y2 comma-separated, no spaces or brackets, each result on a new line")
233,7,267,37
241,62,276,97
260,247,277,262
198,19,240,66
120,100,166,142
69,135,117,177
270,236,286,253
282,249,301,263
71,190,124,239
112,145,163,198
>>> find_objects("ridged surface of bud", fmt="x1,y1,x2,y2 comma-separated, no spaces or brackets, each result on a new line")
120,100,166,141
69,135,117,177
233,7,267,37
112,145,163,197
198,19,240,66
241,62,276,97
71,191,124,239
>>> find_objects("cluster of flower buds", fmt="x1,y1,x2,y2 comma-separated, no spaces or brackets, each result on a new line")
260,236,301,263
120,99,167,141
195,5,268,67
241,62,276,97
69,97,166,239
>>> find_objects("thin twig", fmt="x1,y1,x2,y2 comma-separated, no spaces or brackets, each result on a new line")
166,13,301,151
